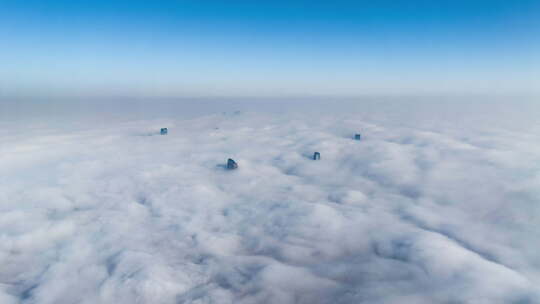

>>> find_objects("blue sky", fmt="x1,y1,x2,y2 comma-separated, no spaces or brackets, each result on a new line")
1,0,539,98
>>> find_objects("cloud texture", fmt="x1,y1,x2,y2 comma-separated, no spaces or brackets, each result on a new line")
1,103,540,303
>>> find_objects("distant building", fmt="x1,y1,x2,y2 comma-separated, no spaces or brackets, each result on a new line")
160,128,168,135
313,152,320,160
355,134,361,140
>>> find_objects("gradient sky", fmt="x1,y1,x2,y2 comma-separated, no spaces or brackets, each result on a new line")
1,0,539,98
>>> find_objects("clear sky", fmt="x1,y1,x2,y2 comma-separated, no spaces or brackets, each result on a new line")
1,0,539,98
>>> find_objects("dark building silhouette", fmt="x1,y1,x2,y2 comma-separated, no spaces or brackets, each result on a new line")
160,128,168,135
355,134,361,140
313,152,320,160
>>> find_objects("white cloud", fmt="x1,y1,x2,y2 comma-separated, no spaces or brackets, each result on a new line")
1,102,539,303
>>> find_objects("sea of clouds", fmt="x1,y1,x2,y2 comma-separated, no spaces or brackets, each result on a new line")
1,99,539,303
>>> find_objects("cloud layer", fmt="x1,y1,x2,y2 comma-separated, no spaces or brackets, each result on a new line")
1,103,540,303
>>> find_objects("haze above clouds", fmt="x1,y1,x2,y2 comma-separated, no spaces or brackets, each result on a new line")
1,99,539,303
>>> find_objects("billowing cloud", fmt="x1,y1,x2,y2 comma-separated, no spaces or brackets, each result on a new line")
1,103,539,303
